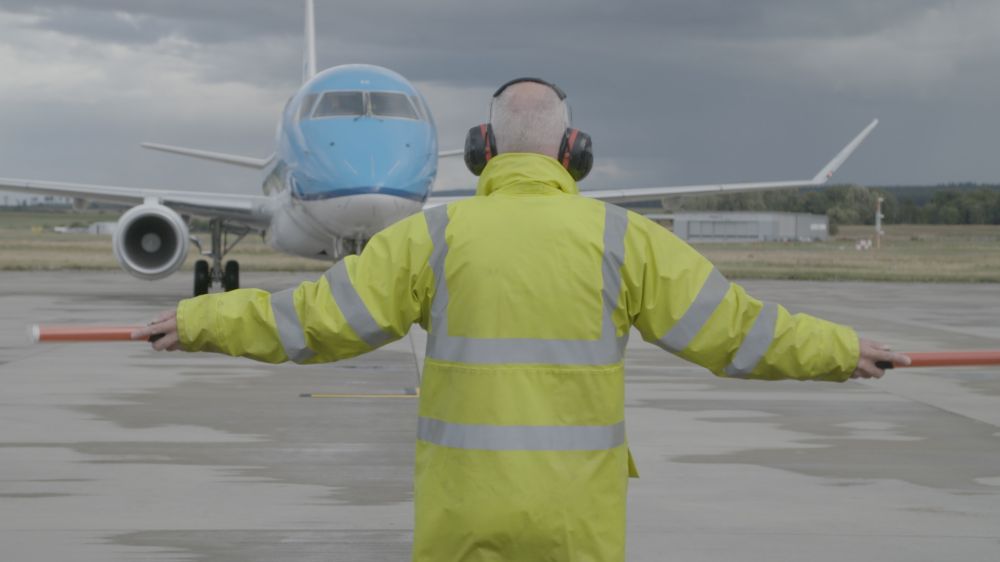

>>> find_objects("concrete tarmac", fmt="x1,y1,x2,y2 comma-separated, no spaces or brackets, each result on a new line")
1,271,999,561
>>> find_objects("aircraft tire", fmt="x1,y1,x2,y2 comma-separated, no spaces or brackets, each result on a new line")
194,260,211,296
223,260,240,292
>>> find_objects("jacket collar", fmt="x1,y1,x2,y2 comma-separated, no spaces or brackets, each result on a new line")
475,153,580,197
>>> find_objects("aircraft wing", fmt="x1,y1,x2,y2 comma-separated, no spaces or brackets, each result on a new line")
425,119,878,207
0,177,272,227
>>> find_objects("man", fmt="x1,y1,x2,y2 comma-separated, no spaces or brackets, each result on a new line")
136,78,909,562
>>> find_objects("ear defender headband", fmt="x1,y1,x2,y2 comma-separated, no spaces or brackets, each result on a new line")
464,77,593,181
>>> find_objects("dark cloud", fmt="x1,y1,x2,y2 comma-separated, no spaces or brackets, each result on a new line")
0,0,947,43
1,0,998,197
0,1,295,43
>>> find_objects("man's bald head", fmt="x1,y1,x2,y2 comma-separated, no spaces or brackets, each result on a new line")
491,81,570,159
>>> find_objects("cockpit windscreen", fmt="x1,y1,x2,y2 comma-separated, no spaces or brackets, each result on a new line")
370,92,419,120
314,91,365,118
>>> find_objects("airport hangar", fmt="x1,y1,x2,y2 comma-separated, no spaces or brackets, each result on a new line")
643,211,830,243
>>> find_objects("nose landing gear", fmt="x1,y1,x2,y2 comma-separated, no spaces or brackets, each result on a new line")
193,259,239,296
191,219,249,296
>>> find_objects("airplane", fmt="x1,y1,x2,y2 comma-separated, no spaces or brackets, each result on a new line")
0,0,878,296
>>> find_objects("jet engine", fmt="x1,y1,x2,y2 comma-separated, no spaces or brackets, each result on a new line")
112,203,190,280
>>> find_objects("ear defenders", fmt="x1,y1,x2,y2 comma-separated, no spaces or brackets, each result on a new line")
464,77,593,181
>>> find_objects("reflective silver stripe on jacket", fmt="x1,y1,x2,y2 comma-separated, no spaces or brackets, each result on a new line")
424,203,629,365
655,268,730,353
725,302,779,378
425,204,451,358
418,417,625,451
325,261,395,349
270,288,316,364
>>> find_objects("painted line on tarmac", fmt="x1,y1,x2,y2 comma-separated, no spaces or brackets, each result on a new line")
300,387,420,399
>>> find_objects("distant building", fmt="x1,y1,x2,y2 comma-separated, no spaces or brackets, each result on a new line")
88,222,118,236
671,212,828,243
0,194,73,207
53,221,119,236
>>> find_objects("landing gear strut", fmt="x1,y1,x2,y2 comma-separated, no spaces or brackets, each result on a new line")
190,219,249,296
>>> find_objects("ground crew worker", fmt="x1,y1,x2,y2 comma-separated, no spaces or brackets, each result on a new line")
135,77,910,562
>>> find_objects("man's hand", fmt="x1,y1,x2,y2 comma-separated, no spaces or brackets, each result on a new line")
853,338,911,379
131,309,181,351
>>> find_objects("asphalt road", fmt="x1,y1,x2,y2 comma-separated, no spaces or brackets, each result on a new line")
1,271,999,561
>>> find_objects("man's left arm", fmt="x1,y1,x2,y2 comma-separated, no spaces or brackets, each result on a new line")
621,212,908,381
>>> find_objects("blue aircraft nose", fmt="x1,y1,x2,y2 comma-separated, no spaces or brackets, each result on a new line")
293,118,434,202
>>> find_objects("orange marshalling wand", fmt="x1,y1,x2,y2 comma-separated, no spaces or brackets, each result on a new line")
30,325,161,343
878,351,1000,369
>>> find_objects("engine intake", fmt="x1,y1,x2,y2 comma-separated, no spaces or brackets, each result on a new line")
112,204,190,280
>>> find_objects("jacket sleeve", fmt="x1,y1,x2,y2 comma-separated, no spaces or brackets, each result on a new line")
176,212,435,364
621,212,858,382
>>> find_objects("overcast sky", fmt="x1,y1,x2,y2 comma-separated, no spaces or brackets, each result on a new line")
1,0,998,198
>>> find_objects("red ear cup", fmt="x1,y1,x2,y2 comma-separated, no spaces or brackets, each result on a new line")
560,129,579,169
557,128,593,181
464,123,497,176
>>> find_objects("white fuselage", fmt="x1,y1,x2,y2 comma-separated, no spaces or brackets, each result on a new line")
265,191,423,259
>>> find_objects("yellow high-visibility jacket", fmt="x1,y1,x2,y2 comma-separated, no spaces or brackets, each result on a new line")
178,152,859,562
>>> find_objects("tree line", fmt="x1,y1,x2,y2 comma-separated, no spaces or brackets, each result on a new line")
663,184,1000,227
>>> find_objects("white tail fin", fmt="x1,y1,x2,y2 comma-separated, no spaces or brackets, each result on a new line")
811,119,879,184
303,0,317,83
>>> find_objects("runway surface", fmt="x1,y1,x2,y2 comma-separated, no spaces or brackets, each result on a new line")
1,271,999,561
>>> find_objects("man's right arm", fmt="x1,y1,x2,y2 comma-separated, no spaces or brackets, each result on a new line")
135,212,435,364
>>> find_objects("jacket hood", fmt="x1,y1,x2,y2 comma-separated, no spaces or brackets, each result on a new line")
475,153,580,197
